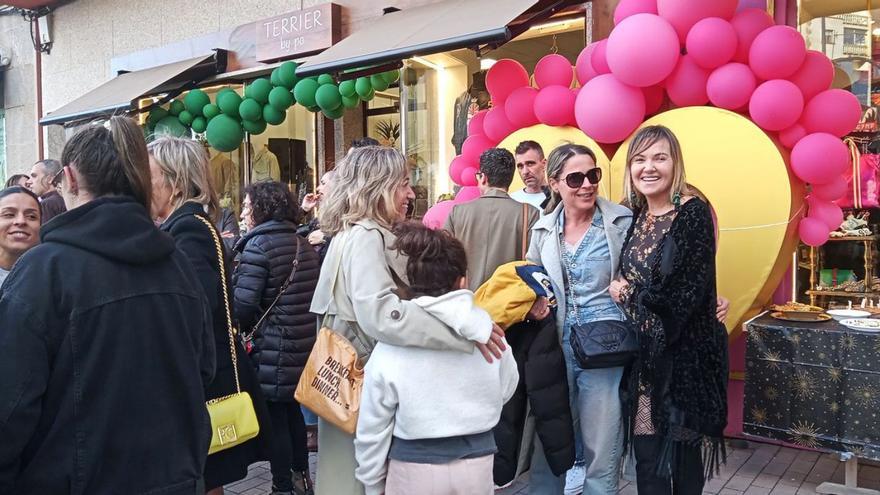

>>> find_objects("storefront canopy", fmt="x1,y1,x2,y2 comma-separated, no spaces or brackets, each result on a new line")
296,0,578,77
799,0,872,24
40,51,226,126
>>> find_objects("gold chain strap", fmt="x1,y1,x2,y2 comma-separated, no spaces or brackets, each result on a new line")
194,214,241,395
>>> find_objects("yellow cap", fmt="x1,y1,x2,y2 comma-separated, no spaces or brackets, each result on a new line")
474,261,557,330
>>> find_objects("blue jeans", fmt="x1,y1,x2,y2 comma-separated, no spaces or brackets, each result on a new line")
529,330,624,495
301,405,318,426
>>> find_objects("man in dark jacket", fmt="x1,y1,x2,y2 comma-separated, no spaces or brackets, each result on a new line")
0,196,215,495
25,159,67,223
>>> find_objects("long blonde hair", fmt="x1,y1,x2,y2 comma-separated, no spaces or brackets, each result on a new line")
319,146,408,235
623,125,689,209
147,136,220,222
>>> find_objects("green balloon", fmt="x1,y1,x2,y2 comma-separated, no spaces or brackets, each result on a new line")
169,99,185,116
147,107,169,127
239,98,262,122
355,77,373,99
278,61,299,89
370,74,390,92
339,80,356,98
178,110,194,126
361,88,375,101
317,74,335,85
382,70,400,84
191,116,208,133
217,91,242,118
322,106,345,120
183,89,210,116
341,93,360,109
203,103,221,120
293,78,320,108
154,115,189,137
246,78,273,104
205,115,244,152
263,104,286,125
268,86,294,111
270,68,284,87
242,119,267,135
315,84,342,111
306,105,320,112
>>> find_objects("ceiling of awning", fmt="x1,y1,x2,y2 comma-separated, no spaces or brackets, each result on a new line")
799,0,875,24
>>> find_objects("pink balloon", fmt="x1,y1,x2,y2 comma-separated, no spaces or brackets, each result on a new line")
454,186,481,203
461,135,494,163
504,87,539,128
812,175,848,202
750,26,807,80
448,156,471,185
482,107,516,143
614,0,658,24
749,80,804,131
788,51,834,101
643,85,666,115
591,40,611,74
779,124,807,149
799,217,831,247
607,14,680,87
460,166,479,187
467,110,488,137
707,63,757,110
731,8,775,63
422,200,456,230
687,18,737,70
569,88,581,126
534,85,577,127
535,54,573,89
801,89,862,138
791,133,850,184
808,196,844,231
576,44,600,85
665,55,710,107
657,0,738,42
486,59,530,105
575,74,646,144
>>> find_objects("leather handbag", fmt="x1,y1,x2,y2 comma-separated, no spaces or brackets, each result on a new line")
569,319,638,369
194,215,260,455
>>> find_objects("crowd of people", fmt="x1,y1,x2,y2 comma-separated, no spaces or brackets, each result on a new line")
0,116,729,495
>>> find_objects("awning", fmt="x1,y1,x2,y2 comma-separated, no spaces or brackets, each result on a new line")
40,51,227,126
296,0,578,77
799,0,872,24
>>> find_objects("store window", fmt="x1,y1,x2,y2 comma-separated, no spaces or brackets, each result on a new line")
365,87,401,149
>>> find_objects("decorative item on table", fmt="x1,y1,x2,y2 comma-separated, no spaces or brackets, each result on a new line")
829,212,872,238
769,302,830,322
838,318,880,331
826,309,871,321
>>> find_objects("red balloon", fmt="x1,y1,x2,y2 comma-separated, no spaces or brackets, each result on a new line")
687,18,737,70
607,14,681,87
812,175,848,202
749,80,804,131
448,156,471,185
731,8,774,63
422,200,456,230
454,186,481,203
535,54,573,89
778,124,807,149
808,196,844,231
467,110,488,137
460,166,479,187
614,0,658,24
505,87,539,128
486,59,530,105
657,0,737,42
801,89,862,138
788,51,834,101
591,40,611,74
799,217,831,247
482,107,516,143
576,44,600,84
791,133,850,184
643,85,666,115
534,85,577,127
707,63,757,110
461,135,494,163
665,55,710,107
575,74,646,143
749,26,807,80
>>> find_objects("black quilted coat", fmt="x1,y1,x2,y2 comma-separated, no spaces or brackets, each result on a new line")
233,220,320,402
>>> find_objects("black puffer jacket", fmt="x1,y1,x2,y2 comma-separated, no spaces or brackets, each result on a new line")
233,220,320,401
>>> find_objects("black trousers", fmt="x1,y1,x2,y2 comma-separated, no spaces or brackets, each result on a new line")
266,400,309,491
633,435,704,495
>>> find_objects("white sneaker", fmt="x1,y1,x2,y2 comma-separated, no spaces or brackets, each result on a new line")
564,465,585,495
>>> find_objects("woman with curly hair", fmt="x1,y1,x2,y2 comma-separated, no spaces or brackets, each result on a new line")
233,181,320,495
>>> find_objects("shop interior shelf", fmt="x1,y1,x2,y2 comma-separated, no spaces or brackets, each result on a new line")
806,289,880,298
827,235,878,242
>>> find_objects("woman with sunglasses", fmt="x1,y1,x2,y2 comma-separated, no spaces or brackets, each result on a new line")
525,144,631,494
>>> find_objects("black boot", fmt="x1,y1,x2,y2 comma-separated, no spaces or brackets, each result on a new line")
292,469,314,495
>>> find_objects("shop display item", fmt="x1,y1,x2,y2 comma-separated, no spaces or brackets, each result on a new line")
830,213,872,238
838,318,880,331
769,302,824,313
770,311,831,323
826,309,871,321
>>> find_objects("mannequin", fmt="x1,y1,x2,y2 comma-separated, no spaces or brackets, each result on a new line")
251,143,281,183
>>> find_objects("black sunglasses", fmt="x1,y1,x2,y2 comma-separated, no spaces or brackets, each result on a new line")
50,166,65,187
563,168,602,188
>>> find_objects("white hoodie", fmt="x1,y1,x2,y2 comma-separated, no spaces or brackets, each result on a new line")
354,289,519,495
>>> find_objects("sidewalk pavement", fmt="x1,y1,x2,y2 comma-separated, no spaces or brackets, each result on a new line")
223,441,880,494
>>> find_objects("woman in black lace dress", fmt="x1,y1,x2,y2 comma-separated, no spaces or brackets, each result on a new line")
609,126,728,494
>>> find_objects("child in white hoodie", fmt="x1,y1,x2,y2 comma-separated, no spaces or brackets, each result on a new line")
354,223,519,495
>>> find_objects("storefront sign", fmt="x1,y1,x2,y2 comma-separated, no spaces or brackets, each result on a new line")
256,3,341,63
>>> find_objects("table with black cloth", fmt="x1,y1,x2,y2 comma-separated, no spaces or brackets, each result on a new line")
743,313,880,461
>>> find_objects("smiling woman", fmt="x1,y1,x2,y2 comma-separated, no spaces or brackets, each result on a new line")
0,186,41,285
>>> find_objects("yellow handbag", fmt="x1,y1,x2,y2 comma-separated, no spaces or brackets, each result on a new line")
195,215,260,455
